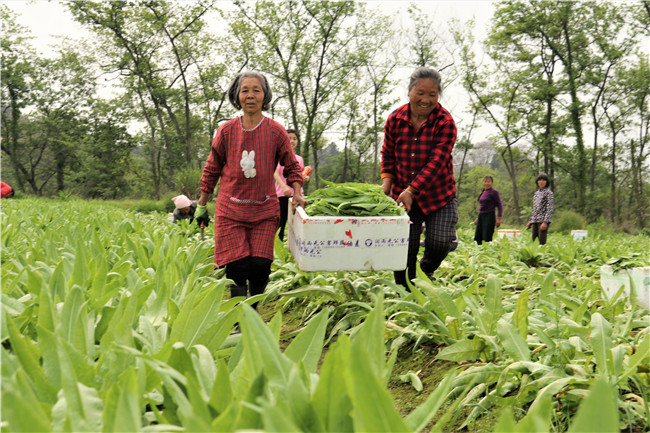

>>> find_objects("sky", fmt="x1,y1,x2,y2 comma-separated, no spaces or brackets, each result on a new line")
3,0,497,140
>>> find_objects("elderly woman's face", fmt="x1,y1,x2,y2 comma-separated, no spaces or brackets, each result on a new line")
239,77,265,115
408,78,439,119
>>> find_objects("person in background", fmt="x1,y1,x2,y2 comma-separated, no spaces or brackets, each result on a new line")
1,181,14,199
381,66,458,287
195,70,306,306
274,128,309,241
473,175,503,244
171,194,197,223
525,172,554,245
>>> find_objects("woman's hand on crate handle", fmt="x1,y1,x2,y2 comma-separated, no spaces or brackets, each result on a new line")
382,177,414,212
396,188,414,212
382,177,392,195
291,182,307,212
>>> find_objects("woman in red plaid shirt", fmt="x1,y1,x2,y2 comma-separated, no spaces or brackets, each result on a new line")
195,71,306,304
381,67,458,288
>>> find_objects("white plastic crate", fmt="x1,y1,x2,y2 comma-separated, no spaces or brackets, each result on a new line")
497,229,523,239
571,230,588,239
287,199,410,271
600,265,650,309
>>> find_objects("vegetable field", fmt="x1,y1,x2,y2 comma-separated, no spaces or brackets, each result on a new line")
1,198,649,432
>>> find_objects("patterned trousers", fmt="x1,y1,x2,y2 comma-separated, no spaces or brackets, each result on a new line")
394,197,458,287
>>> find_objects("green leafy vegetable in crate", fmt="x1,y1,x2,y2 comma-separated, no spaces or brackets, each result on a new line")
305,180,403,216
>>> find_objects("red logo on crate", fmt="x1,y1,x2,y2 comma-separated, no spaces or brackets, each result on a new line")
345,230,353,239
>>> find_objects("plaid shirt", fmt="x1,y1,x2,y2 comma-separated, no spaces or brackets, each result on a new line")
381,103,457,214
200,116,303,223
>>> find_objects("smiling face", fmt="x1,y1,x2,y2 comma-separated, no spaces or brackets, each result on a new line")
238,76,265,115
288,132,298,149
408,78,439,120
483,177,493,190
537,178,548,189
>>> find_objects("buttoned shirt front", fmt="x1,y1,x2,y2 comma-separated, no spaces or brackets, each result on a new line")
200,116,303,223
381,102,457,214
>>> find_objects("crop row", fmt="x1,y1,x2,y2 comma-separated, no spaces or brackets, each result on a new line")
1,198,648,432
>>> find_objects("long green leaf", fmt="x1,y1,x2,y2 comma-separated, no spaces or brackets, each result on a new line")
513,289,529,338
482,276,502,335
60,285,90,356
436,340,485,362
590,312,612,376
170,281,225,347
352,291,386,380
622,334,650,377
2,369,53,432
6,314,57,403
568,377,619,433
349,339,411,432
284,309,328,374
102,368,142,433
496,318,531,361
312,336,354,433
241,305,292,385
405,370,456,432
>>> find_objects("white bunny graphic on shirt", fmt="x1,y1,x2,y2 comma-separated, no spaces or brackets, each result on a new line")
240,150,256,178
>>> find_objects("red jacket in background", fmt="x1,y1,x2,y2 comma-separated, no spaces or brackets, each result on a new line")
1,181,13,198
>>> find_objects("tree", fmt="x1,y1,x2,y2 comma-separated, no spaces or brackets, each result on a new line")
67,0,223,197
0,5,36,192
618,56,650,228
454,20,527,222
69,100,135,199
487,1,598,213
228,0,390,189
1,14,97,196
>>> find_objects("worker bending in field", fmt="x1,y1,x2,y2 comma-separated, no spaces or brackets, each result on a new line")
1,181,14,199
195,70,306,307
381,67,458,288
171,194,197,223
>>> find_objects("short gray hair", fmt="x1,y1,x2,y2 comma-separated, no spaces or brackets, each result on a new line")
227,71,273,111
407,67,443,95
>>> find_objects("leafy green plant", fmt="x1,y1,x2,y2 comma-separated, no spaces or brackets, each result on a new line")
554,210,588,233
305,180,403,216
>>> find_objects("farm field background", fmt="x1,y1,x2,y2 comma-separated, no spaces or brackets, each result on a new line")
1,198,649,432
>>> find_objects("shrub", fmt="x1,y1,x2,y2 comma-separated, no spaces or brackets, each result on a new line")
175,167,203,199
553,210,587,233
108,199,172,213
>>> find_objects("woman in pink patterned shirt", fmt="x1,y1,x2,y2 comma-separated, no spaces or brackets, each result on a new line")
195,71,306,304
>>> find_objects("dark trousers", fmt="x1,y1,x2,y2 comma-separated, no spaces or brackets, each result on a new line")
474,212,496,245
394,198,458,287
277,196,290,241
531,222,549,245
225,256,272,300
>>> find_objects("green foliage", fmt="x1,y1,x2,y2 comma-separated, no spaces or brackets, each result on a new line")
106,198,174,214
3,198,648,431
174,167,203,200
305,181,402,216
554,210,588,233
